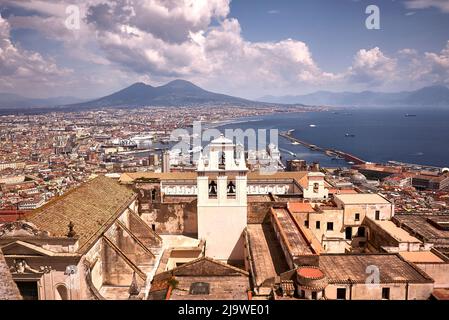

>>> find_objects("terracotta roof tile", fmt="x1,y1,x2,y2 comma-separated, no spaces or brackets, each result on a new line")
26,176,136,253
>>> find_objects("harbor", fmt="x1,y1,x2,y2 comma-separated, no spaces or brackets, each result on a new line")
279,131,366,165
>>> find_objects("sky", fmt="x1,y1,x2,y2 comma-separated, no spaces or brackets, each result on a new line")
0,0,448,99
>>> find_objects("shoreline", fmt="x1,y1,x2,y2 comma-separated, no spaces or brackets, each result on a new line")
213,110,447,170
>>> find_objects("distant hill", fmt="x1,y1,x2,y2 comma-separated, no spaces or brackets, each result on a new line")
69,79,271,108
0,93,85,109
259,85,449,107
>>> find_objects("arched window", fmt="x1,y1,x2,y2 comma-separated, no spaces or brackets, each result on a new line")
208,181,217,196
55,284,69,300
227,181,236,194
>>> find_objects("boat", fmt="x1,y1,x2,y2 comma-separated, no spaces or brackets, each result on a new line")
291,142,300,145
309,124,317,128
405,114,417,117
348,161,355,165
345,133,356,137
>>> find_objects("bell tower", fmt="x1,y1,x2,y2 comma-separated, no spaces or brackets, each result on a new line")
197,135,248,263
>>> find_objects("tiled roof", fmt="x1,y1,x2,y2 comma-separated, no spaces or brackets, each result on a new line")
26,176,136,253
0,249,21,300
287,202,316,213
319,254,434,284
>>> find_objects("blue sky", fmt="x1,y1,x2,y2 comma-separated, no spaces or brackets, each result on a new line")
0,0,448,99
230,0,449,72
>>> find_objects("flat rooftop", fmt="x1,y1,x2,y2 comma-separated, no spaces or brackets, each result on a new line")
271,208,316,256
334,193,390,205
248,195,273,202
319,254,433,284
393,214,449,246
159,235,201,249
287,202,316,213
372,219,421,243
120,171,308,186
399,251,445,264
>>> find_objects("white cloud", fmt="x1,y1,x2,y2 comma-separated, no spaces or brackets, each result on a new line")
1,0,449,97
421,41,449,85
0,14,72,93
346,47,397,85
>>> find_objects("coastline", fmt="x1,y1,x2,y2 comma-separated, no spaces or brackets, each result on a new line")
214,108,449,169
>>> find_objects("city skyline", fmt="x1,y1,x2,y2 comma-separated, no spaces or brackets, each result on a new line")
0,0,449,99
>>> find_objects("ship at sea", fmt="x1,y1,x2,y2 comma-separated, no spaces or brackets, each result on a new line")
405,114,417,117
345,133,356,138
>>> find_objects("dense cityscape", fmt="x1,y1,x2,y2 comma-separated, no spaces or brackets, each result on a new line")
1,0,449,313
0,105,309,213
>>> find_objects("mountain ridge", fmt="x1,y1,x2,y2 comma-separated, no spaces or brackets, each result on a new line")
68,79,270,109
259,85,449,106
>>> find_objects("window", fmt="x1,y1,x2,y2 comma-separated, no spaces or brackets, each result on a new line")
313,183,319,193
375,210,380,220
316,221,321,229
345,227,352,240
304,220,309,228
355,213,360,221
189,282,210,295
151,224,156,231
327,222,334,231
357,227,366,237
336,288,346,300
312,291,317,300
208,180,217,196
382,288,390,300
16,281,39,300
227,181,236,194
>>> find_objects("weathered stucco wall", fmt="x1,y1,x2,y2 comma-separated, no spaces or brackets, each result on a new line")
141,200,198,235
324,282,433,300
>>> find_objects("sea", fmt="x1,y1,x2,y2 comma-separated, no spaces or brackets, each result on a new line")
216,106,449,168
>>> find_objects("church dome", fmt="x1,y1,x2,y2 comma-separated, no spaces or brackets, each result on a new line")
350,172,367,184
210,134,233,145
296,266,328,291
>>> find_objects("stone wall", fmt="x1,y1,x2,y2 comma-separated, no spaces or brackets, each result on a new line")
141,200,198,235
324,282,433,300
415,262,449,288
248,202,280,224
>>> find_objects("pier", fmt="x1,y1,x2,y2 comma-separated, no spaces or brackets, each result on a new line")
279,131,366,165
